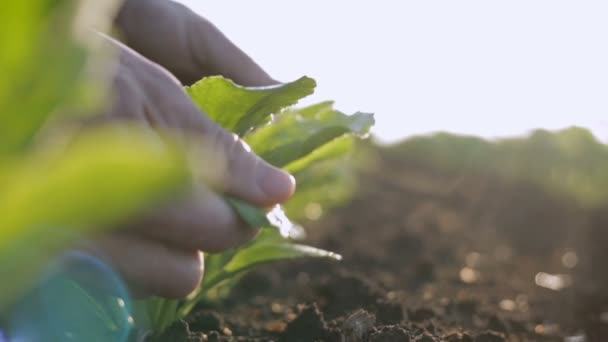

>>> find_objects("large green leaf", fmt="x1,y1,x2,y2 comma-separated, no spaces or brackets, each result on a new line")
185,76,316,136
224,241,341,275
200,229,283,291
0,0,119,155
245,104,374,167
0,126,190,308
184,230,341,312
225,197,273,228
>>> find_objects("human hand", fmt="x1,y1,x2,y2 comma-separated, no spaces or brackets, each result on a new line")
86,38,295,298
114,0,277,86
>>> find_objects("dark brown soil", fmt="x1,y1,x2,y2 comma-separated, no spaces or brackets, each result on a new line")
165,146,608,341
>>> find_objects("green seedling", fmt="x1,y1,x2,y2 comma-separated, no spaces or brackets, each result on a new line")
134,75,374,338
0,3,374,336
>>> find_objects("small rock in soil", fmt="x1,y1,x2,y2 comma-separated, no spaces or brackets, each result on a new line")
280,303,328,342
368,325,411,342
342,309,376,342
424,321,437,335
188,311,224,333
263,320,287,333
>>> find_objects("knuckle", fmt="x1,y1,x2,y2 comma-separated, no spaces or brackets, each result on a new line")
172,190,242,253
219,132,255,173
196,208,240,253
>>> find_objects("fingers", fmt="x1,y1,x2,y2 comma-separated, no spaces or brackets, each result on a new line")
168,98,296,206
201,125,296,206
179,4,277,86
115,0,277,86
88,234,204,299
121,48,296,206
121,56,296,207
128,184,259,253
102,38,295,210
94,36,294,263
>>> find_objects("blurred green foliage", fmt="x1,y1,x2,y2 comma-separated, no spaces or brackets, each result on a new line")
388,127,608,208
0,128,189,309
0,0,191,312
0,0,116,154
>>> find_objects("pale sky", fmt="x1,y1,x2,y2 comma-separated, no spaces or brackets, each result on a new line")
177,1,608,143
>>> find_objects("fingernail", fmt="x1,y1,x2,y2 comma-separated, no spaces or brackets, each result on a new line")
257,166,296,202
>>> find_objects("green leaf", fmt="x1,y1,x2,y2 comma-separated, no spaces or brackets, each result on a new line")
132,296,179,336
185,76,316,136
224,242,341,275
246,104,374,167
154,300,180,334
201,229,284,288
284,136,355,175
203,251,238,285
296,100,335,118
225,196,272,228
0,126,189,309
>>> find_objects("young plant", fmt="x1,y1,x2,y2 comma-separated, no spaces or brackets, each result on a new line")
0,2,372,334
135,75,374,337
